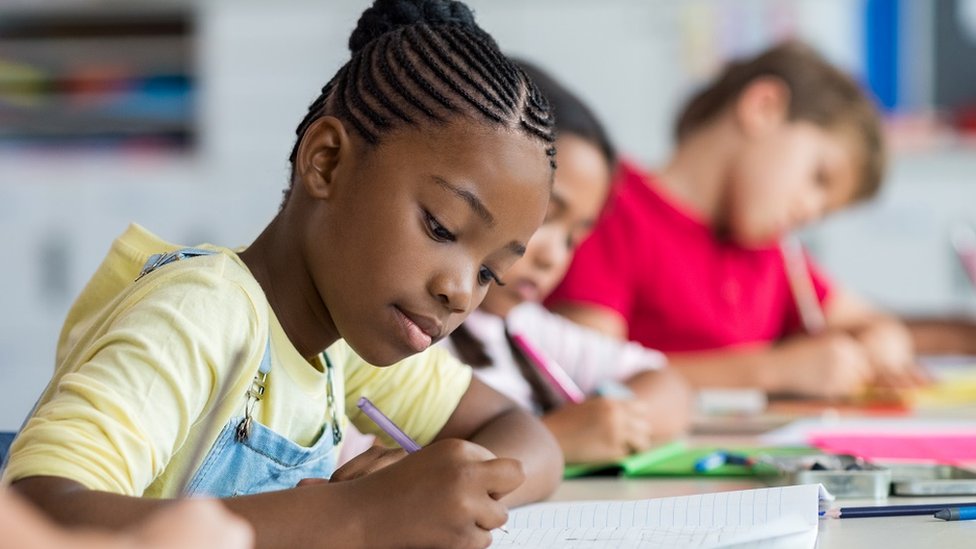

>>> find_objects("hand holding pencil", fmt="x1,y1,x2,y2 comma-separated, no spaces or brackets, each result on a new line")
343,438,523,548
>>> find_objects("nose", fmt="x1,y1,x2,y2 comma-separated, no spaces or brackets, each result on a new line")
429,265,475,314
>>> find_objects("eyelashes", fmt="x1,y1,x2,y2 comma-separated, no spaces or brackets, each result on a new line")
479,265,504,287
424,210,456,242
423,209,505,287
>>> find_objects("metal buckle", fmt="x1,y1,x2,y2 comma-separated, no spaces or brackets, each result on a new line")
236,371,268,442
135,253,168,282
325,355,342,446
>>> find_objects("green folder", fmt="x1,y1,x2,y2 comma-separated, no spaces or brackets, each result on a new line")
564,441,819,479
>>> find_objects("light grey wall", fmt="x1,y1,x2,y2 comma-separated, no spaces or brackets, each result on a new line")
1,0,974,429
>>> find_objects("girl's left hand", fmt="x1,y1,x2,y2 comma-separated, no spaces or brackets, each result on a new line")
301,446,407,485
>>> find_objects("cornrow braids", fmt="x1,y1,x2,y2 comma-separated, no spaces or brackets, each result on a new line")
513,58,617,169
284,0,556,205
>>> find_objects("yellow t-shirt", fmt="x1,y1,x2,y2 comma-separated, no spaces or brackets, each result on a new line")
2,224,471,497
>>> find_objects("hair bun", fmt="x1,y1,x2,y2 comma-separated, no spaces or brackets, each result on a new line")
349,0,479,54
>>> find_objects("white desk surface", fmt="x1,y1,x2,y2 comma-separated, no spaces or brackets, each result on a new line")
551,477,976,548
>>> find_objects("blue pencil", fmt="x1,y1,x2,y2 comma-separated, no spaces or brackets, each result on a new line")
824,502,976,519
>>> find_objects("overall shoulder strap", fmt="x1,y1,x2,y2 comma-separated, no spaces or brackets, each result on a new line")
136,248,217,282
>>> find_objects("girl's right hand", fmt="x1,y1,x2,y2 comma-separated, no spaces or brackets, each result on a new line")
769,333,874,399
542,397,654,464
353,438,524,549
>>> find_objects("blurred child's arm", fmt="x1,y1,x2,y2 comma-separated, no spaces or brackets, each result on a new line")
2,487,75,549
552,294,895,398
668,333,875,399
13,439,520,549
3,485,252,549
432,376,563,506
823,289,922,385
126,498,254,549
904,316,976,356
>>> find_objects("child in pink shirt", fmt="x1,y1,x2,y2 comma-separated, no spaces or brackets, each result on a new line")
445,60,692,464
548,41,924,399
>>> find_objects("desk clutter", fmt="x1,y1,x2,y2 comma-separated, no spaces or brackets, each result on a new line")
565,439,976,499
568,357,976,499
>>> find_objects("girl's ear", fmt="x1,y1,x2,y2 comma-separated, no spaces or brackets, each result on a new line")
296,116,350,200
734,76,791,138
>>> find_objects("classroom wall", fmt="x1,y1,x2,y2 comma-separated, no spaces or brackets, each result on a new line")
1,0,974,429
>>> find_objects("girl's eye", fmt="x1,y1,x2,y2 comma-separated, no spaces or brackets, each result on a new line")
478,265,505,287
424,211,456,242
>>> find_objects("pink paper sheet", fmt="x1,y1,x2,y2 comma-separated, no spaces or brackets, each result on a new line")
810,434,976,465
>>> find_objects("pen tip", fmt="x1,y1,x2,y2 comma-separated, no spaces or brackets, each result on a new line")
935,509,951,521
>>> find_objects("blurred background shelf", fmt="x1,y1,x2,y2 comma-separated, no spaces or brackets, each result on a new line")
0,5,196,151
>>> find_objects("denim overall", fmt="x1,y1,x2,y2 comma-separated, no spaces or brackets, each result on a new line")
2,248,343,496
142,248,344,497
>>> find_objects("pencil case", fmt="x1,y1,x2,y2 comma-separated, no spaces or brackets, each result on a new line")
766,453,892,499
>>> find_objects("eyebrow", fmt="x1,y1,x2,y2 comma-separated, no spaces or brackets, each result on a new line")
431,176,495,227
507,241,526,257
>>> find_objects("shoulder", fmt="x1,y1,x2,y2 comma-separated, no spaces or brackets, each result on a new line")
509,302,610,344
592,160,668,238
114,251,268,346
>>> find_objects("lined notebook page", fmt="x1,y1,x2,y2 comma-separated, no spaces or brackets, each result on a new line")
492,484,822,549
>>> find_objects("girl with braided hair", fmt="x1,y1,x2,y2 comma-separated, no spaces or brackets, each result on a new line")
4,2,562,548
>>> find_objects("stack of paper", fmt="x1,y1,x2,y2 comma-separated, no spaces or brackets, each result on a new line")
492,484,827,548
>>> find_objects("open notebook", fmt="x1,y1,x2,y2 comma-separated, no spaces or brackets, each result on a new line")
491,484,829,549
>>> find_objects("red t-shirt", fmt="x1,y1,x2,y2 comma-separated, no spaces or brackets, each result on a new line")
545,159,831,353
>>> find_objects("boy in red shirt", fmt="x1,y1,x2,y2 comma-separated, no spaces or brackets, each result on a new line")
547,41,924,399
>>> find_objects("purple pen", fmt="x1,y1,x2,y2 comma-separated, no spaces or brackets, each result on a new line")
357,396,422,453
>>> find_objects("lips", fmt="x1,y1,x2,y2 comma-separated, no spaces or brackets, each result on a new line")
392,306,444,353
513,279,541,303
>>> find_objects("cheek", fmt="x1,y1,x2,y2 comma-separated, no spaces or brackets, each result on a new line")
725,171,785,243
343,206,426,285
501,254,533,283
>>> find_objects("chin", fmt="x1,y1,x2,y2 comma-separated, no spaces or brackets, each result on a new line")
732,230,779,249
343,334,410,367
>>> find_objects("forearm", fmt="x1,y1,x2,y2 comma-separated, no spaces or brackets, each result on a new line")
465,408,563,507
667,346,784,392
12,476,360,549
2,487,109,549
905,317,976,355
626,368,689,400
